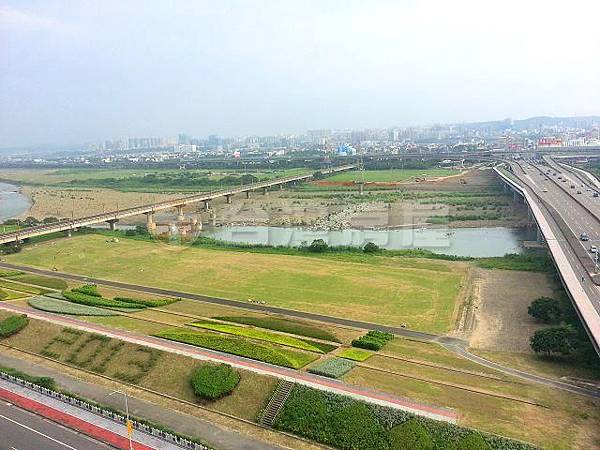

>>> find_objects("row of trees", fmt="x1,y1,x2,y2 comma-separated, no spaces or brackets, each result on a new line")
528,296,598,364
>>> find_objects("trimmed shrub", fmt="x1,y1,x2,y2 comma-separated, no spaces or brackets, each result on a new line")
154,329,317,369
191,363,240,400
72,284,102,297
0,364,55,389
363,242,379,253
63,291,143,309
454,432,491,450
113,296,177,307
352,330,394,351
28,296,118,316
388,419,434,450
214,316,340,342
0,314,29,337
308,358,356,378
0,270,23,278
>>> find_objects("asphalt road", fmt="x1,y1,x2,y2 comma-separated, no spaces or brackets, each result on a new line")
0,400,113,450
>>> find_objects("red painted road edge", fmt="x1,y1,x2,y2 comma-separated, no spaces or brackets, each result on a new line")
0,387,156,450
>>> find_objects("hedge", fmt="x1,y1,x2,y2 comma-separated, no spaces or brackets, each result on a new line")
0,364,56,390
352,330,394,351
28,296,119,316
113,296,177,307
308,358,356,378
0,270,23,278
388,419,434,450
154,329,317,369
190,321,335,353
72,284,102,297
191,363,240,400
0,314,29,338
62,291,143,309
273,385,539,450
214,316,340,342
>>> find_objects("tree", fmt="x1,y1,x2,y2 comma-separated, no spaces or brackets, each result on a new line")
312,171,325,180
454,433,490,450
528,296,562,323
388,419,434,450
308,239,328,253
530,325,580,356
363,242,379,253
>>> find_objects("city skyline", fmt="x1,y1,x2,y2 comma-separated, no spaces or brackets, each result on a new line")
1,1,600,148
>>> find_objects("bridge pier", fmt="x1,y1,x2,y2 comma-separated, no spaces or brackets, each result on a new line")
176,205,185,221
502,183,509,193
145,212,156,233
245,191,250,199
513,191,521,203
279,183,284,191
358,182,364,196
191,217,202,233
528,206,534,223
106,220,118,231
64,229,72,238
203,200,211,211
262,187,268,195
225,195,232,204
209,210,216,226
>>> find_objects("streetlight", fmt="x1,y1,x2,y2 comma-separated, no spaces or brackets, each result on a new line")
108,389,134,450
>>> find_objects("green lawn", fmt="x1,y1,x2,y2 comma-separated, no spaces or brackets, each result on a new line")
337,348,373,362
189,321,335,353
325,169,459,183
7,234,466,332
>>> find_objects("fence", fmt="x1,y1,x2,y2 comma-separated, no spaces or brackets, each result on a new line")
0,371,212,450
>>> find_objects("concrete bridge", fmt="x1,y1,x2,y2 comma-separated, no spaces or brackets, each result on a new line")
0,164,356,245
494,161,600,355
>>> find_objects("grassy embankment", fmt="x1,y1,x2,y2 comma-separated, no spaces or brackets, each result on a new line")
5,233,467,333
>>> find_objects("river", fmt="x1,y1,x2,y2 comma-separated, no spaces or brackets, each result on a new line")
0,182,31,222
202,225,536,257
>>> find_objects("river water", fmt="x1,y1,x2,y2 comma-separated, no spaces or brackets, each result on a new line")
202,225,536,257
0,182,31,222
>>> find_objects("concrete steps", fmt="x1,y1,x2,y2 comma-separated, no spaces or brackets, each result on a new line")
260,380,295,427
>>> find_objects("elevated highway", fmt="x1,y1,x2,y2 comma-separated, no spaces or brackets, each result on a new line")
0,164,356,245
494,160,600,355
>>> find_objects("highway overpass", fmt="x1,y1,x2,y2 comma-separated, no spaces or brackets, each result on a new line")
0,164,356,245
494,159,600,355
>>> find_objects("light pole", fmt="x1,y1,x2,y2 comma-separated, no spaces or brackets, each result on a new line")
108,389,134,450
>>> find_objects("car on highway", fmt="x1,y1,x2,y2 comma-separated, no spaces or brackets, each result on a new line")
571,184,575,189
594,192,599,198
581,233,590,241
591,245,598,253
577,190,582,194
542,188,548,192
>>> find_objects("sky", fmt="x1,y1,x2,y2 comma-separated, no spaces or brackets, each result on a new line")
1,0,600,148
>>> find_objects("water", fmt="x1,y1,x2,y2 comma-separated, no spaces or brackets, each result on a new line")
0,182,31,221
202,225,536,257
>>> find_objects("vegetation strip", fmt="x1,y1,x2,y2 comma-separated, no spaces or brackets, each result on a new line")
358,364,548,407
308,358,356,378
28,296,119,316
154,329,318,369
189,321,335,353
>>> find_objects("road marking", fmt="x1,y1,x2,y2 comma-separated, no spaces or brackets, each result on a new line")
0,413,79,450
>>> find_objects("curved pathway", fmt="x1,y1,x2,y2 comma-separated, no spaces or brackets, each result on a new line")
1,261,599,400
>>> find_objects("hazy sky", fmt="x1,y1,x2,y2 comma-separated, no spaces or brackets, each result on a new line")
1,0,600,147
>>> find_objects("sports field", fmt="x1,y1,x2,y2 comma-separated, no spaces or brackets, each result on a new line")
325,169,459,183
7,234,466,332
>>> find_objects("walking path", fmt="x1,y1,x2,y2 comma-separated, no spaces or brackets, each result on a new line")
0,377,184,450
0,352,285,450
0,301,458,423
1,261,598,399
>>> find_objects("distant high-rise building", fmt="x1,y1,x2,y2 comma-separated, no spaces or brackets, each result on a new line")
178,133,191,145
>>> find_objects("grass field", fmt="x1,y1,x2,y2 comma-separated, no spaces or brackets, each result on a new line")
325,169,459,183
7,234,467,332
9,274,68,290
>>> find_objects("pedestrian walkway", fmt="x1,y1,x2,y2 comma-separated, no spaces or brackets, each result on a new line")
0,377,187,450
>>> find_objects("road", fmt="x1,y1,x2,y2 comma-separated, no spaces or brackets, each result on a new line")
0,400,113,450
498,159,600,353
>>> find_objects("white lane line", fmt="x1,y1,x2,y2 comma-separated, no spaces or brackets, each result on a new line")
0,413,79,450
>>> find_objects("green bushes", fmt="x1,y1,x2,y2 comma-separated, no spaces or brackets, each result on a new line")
214,316,340,342
28,296,119,316
191,363,240,400
113,296,177,307
0,270,23,278
388,419,434,450
527,297,562,323
0,364,56,390
308,358,356,378
190,321,336,353
154,329,317,369
352,330,394,351
63,291,142,309
72,284,102,297
0,314,29,337
273,385,538,450
476,253,554,273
